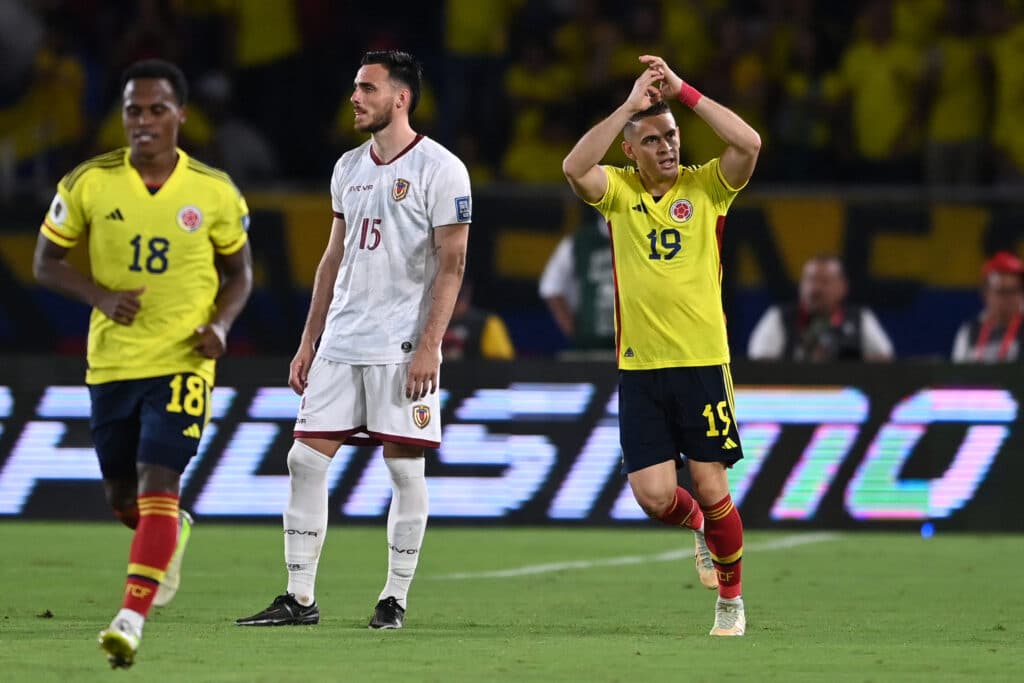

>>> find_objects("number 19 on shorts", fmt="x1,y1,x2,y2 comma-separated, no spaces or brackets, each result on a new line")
702,400,733,437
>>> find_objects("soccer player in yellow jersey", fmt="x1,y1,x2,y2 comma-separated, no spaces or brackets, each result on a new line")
32,59,253,667
563,55,761,636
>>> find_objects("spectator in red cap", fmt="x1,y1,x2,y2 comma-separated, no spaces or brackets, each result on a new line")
951,251,1024,362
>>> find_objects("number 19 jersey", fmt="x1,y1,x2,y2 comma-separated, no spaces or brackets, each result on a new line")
587,158,745,370
39,148,249,385
322,135,472,364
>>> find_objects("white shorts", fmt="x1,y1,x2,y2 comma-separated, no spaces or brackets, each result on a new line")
294,355,442,447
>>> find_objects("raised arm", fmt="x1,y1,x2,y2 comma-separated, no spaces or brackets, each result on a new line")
562,68,664,203
289,216,346,394
640,55,762,189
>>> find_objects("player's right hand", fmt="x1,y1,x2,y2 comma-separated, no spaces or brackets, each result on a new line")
625,68,663,113
638,55,684,101
288,343,315,395
97,286,145,325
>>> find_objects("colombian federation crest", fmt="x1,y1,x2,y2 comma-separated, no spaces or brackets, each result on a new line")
412,404,430,429
392,178,410,201
669,198,694,223
177,205,203,232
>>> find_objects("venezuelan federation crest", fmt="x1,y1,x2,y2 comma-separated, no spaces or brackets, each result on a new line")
392,178,410,201
412,404,430,429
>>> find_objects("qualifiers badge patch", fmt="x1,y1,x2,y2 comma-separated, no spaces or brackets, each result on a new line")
48,193,67,225
455,195,471,222
392,178,410,201
177,205,203,232
412,404,430,429
669,198,694,223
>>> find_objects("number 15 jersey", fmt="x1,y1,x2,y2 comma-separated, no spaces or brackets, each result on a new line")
323,135,472,364
587,158,745,370
39,148,249,385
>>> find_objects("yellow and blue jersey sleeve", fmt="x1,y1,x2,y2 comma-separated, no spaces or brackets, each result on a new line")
687,158,745,213
587,165,629,215
41,179,87,249
210,187,250,255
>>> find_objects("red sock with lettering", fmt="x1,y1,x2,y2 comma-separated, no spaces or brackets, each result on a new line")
656,486,704,531
702,494,743,599
122,493,179,618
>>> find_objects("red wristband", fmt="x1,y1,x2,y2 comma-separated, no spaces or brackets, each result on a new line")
677,81,703,108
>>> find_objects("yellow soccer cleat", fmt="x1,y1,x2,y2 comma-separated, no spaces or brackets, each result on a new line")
98,616,141,668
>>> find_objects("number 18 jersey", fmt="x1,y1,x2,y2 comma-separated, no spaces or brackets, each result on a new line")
322,135,472,364
39,148,249,385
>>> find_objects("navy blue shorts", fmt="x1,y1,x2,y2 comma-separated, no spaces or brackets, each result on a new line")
618,364,744,474
89,373,211,479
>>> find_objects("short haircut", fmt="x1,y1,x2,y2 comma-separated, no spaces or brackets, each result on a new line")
121,59,188,106
361,50,423,115
623,100,670,136
806,253,845,276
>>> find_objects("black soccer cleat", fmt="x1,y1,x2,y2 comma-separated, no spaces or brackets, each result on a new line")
235,593,320,626
368,596,405,629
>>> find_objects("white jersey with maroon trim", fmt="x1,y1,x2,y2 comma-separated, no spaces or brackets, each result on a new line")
320,134,472,364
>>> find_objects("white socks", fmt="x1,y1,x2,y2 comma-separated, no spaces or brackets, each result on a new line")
283,441,331,606
282,446,427,611
379,457,428,609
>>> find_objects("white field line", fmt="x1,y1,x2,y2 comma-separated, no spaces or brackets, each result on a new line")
432,531,839,580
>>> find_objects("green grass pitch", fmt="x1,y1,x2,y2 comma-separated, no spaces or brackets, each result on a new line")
1,522,1021,682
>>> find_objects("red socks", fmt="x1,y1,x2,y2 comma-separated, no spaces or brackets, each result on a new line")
702,494,743,599
656,486,704,531
122,493,179,617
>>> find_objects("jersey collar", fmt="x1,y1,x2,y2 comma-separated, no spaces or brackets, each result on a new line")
369,134,424,165
124,146,189,198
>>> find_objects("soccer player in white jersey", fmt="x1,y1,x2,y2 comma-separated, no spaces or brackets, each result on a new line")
237,50,471,629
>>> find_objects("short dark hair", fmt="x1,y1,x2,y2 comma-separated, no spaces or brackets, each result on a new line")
624,100,670,135
361,50,423,115
121,59,188,106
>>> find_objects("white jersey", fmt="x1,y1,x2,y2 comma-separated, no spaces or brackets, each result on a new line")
320,135,472,364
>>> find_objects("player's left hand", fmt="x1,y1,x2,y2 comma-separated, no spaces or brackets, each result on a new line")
639,55,683,101
194,322,227,359
406,346,439,400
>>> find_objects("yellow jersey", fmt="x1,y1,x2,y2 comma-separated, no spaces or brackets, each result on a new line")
587,159,744,369
40,147,249,385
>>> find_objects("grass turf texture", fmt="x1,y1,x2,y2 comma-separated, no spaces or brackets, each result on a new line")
1,522,1021,682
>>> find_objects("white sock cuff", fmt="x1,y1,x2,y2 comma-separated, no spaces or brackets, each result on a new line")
384,456,425,483
288,441,331,473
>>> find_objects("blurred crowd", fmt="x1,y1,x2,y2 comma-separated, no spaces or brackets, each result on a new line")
2,0,1024,197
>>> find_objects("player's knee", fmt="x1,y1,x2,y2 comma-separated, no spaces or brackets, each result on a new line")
633,487,675,519
690,470,729,507
287,440,332,475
